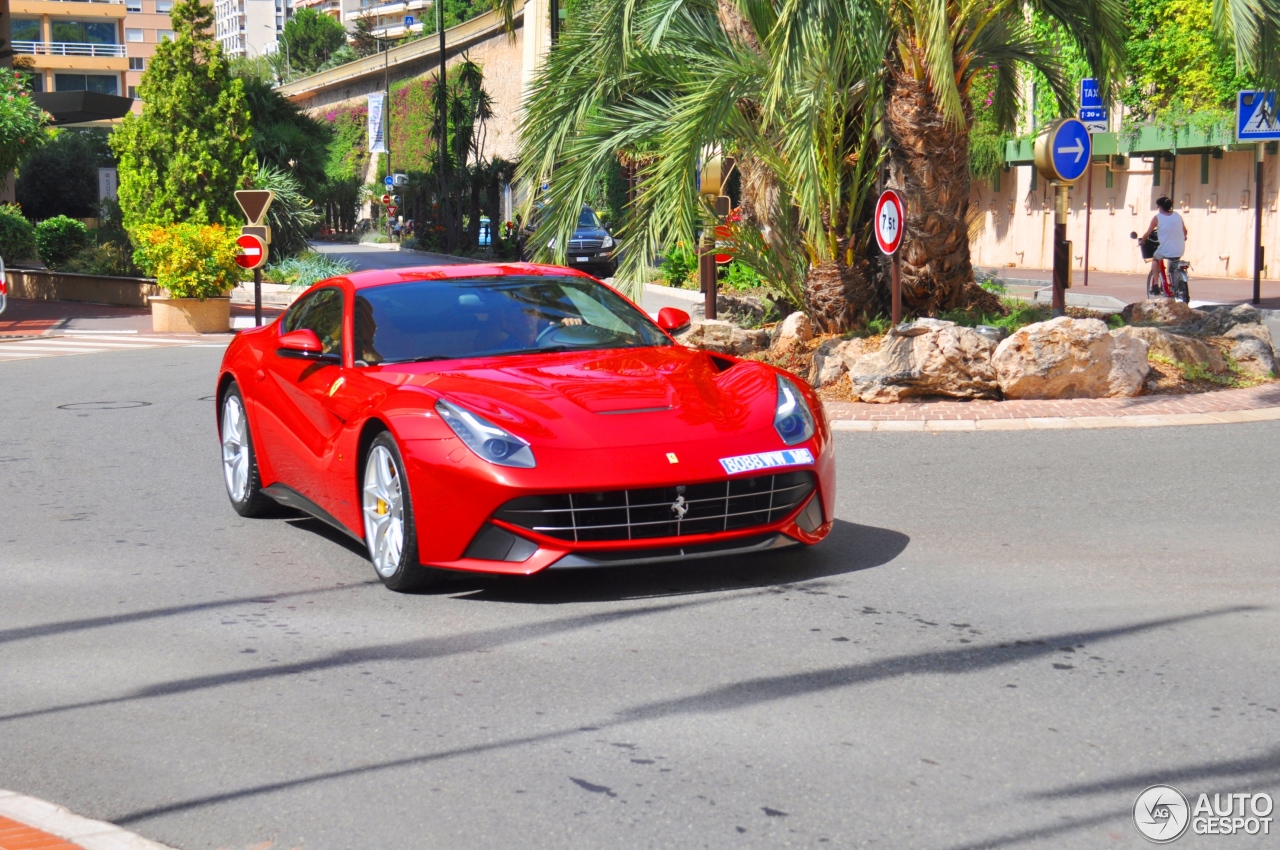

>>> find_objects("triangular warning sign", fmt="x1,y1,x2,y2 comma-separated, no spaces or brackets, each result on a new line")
235,190,275,225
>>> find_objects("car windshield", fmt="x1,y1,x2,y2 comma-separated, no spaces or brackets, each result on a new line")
577,207,602,229
352,276,671,366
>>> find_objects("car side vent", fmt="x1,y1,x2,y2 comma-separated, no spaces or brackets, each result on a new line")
707,354,736,372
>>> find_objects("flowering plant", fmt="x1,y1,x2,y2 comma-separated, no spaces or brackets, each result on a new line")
0,70,50,177
134,224,240,300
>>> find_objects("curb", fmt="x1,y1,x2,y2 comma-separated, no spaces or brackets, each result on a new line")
0,790,175,850
826,405,1280,432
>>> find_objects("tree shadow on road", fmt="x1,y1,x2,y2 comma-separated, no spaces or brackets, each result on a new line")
432,519,908,604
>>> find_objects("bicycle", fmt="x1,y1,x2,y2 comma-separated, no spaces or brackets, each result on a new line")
1131,231,1190,303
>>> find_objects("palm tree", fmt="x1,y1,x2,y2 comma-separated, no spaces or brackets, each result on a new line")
518,0,889,331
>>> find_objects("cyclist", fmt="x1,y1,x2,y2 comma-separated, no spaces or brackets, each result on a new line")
1139,196,1189,302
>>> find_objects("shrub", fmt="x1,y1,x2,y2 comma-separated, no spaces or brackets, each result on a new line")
721,260,762,291
659,242,697,288
262,251,352,288
134,224,240,299
0,204,37,263
34,216,91,268
61,242,141,277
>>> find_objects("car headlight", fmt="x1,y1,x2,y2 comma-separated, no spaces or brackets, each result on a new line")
601,234,614,250
774,375,815,446
435,399,536,468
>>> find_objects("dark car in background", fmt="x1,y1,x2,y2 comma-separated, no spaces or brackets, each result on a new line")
521,205,617,278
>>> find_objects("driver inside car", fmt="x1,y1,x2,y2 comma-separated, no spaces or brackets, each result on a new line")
477,300,583,352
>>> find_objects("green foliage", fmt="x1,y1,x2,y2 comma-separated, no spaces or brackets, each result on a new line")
0,204,37,263
322,103,368,182
16,129,114,221
34,216,91,269
388,76,442,174
937,297,1051,331
110,0,253,235
61,242,141,277
848,314,893,338
237,73,333,199
721,260,762,291
134,223,240,299
263,251,353,288
281,8,347,74
968,69,1011,184
252,164,323,261
1106,313,1125,329
0,68,49,181
658,243,697,289
1028,13,1092,128
351,16,379,57
1121,0,1251,130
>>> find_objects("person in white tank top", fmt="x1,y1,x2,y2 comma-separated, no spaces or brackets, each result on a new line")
1139,196,1188,297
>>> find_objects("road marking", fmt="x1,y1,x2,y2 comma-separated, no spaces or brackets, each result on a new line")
828,406,1280,432
63,329,139,334
0,335,223,361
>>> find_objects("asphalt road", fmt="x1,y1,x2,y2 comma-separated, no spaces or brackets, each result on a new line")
1,346,1277,850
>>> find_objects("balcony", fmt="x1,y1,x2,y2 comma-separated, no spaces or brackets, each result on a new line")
345,0,429,21
13,40,128,57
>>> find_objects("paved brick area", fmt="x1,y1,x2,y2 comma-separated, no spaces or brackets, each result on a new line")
826,383,1280,422
0,317,59,338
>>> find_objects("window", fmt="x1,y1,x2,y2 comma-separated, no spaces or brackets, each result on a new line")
127,85,138,99
155,0,173,11
157,29,175,40
283,289,345,358
126,0,142,10
11,18,41,42
52,20,118,44
126,28,144,42
54,74,119,95
129,56,145,70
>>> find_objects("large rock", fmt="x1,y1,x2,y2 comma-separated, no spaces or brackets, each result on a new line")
1121,298,1202,328
1224,323,1276,375
772,312,814,352
847,319,999,403
1114,325,1228,371
993,317,1149,399
807,337,866,387
676,319,769,356
1198,304,1262,336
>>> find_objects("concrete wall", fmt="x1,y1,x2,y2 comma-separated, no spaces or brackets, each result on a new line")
5,269,159,307
971,148,1280,279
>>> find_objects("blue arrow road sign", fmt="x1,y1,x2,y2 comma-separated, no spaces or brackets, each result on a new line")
1050,119,1092,182
1237,91,1280,141
1080,78,1102,109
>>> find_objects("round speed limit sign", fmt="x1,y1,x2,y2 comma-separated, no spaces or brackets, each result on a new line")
875,189,904,255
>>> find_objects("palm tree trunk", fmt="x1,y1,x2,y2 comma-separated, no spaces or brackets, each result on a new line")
885,70,973,315
803,257,873,334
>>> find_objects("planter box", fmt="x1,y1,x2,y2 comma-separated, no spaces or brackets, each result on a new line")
3,268,160,308
150,296,231,333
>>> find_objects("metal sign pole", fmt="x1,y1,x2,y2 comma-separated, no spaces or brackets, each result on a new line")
1052,183,1069,317
891,253,901,325
1255,145,1264,305
254,267,262,327
1083,166,1092,287
700,235,716,320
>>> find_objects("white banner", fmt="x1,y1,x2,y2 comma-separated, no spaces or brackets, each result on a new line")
367,93,387,153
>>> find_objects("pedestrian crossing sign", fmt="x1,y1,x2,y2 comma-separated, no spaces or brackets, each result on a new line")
1237,91,1280,141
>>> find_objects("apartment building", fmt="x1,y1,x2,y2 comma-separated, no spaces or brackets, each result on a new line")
10,0,128,99
342,0,430,39
292,0,348,23
121,0,174,112
214,0,288,59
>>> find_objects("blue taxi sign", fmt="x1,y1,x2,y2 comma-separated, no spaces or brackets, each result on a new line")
1033,117,1092,183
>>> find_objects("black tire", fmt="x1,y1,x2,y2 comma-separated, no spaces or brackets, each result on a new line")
361,431,437,592
219,384,274,517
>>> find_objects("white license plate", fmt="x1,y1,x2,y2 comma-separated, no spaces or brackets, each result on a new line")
719,448,814,475
575,256,590,263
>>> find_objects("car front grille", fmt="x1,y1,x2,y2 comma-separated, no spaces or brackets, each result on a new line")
493,471,815,542
568,238,604,253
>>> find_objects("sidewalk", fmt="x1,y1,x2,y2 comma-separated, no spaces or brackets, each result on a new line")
0,298,284,338
982,265,1280,311
0,790,172,849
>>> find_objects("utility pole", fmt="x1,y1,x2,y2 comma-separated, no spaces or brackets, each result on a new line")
383,33,392,242
436,0,447,247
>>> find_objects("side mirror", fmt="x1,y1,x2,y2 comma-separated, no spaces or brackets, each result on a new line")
277,328,326,359
656,307,691,334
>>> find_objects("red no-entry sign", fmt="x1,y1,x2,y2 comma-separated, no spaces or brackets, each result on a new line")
875,189,904,255
235,233,267,270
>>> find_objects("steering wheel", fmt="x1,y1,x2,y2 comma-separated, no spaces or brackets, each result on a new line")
534,321,615,347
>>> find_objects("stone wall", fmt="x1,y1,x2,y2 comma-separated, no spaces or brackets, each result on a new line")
4,269,159,308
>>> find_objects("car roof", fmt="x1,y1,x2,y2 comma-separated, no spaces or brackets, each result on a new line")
340,262,594,291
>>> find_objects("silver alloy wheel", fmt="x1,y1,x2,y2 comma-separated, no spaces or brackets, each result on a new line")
221,394,250,503
362,444,405,577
